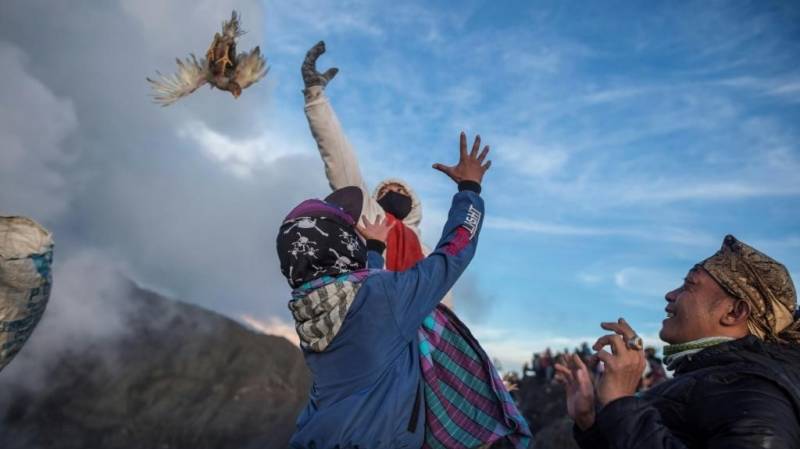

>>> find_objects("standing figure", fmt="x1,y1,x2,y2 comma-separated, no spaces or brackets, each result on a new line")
280,134,490,448
299,42,532,448
300,41,453,306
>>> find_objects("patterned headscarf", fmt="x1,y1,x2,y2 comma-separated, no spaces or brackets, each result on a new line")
277,199,366,288
701,235,799,344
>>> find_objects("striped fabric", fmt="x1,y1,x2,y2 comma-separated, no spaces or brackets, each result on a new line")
290,269,375,352
419,305,532,449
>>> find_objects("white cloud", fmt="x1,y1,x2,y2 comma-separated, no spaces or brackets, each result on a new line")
577,272,605,285
0,42,78,220
619,181,800,203
178,121,306,178
0,250,137,388
469,323,665,373
496,138,569,177
486,217,715,247
716,76,800,102
240,314,299,346
614,267,678,298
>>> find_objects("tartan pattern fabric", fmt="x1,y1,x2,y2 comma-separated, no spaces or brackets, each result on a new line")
419,305,532,449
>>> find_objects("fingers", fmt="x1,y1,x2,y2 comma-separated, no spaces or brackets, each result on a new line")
571,353,589,373
554,363,575,385
594,348,613,365
593,334,625,355
432,163,457,181
470,135,481,158
477,145,490,163
459,132,468,160
305,40,325,60
601,318,636,340
322,67,339,82
482,159,492,173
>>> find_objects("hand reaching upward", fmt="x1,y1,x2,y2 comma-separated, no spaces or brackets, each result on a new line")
356,215,394,243
302,41,339,89
433,132,492,185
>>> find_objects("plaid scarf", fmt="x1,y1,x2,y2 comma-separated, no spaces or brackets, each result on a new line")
419,305,532,448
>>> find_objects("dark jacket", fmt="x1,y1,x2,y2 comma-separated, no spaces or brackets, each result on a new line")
575,336,800,449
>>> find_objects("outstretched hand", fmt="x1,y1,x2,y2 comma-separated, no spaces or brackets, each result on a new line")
555,354,596,430
433,132,492,185
302,41,339,89
356,215,394,243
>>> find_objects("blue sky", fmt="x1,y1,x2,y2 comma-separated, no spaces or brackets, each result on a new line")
1,0,798,372
259,1,800,368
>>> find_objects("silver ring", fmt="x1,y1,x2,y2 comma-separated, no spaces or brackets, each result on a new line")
626,335,644,351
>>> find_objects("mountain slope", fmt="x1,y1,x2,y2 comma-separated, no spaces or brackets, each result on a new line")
0,283,310,449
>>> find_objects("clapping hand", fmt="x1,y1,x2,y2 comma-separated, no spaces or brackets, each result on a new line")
555,353,597,430
593,318,647,406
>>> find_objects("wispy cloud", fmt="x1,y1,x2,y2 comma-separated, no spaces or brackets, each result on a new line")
178,121,306,178
486,217,715,246
614,267,678,298
240,314,299,346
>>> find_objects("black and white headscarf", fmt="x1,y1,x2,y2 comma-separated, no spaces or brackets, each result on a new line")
277,202,366,288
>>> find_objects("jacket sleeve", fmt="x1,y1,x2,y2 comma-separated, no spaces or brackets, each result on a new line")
420,243,455,308
303,86,383,223
587,375,800,449
572,424,610,449
378,186,484,340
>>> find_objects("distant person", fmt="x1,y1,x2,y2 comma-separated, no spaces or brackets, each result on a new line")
642,347,667,389
542,348,554,382
555,235,800,449
300,41,453,307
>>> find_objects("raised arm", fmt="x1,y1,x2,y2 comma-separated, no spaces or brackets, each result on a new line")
379,133,491,339
302,41,383,223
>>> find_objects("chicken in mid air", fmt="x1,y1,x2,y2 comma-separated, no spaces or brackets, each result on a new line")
147,11,268,106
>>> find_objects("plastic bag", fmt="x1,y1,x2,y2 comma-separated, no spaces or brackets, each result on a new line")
0,216,53,372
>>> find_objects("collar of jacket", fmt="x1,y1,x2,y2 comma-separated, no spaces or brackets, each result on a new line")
670,335,800,416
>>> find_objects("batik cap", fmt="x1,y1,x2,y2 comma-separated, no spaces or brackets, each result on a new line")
701,234,799,343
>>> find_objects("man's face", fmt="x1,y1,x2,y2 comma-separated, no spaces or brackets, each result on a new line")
660,267,732,344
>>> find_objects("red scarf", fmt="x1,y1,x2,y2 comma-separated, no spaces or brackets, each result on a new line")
385,213,425,271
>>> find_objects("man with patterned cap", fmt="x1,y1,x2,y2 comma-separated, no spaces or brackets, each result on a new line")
555,235,800,449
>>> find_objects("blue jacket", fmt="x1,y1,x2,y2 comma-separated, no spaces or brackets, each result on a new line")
290,186,485,449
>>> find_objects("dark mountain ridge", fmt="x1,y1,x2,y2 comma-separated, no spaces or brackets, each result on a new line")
0,283,311,449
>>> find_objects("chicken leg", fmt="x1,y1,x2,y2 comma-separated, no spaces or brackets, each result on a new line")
216,45,233,70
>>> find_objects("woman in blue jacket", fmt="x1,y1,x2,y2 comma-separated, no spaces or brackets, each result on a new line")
277,133,490,449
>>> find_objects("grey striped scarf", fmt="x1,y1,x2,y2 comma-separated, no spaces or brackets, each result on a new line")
289,279,362,352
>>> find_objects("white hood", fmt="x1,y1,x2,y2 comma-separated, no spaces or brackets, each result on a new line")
373,177,422,236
